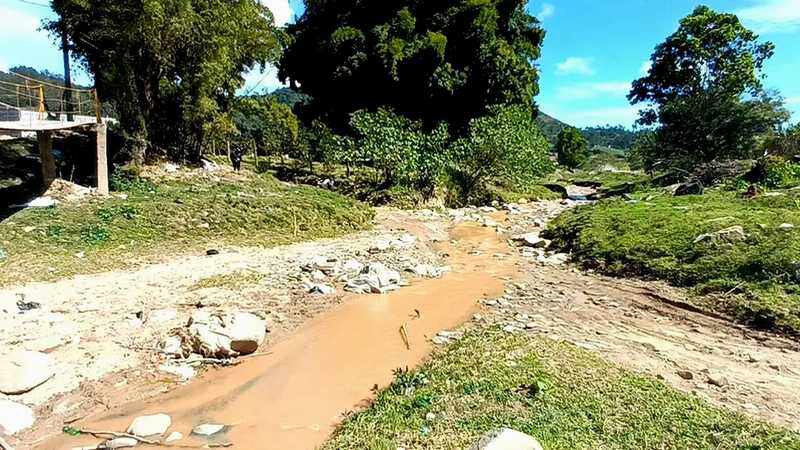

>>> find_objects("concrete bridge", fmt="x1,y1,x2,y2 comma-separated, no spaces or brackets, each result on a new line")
0,76,113,195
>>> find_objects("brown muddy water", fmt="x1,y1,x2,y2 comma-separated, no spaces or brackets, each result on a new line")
42,221,518,449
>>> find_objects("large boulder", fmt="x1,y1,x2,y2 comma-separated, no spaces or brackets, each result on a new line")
127,413,172,437
0,350,54,395
0,399,35,435
468,428,544,450
188,311,267,358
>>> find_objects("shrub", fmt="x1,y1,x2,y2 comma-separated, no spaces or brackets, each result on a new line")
350,108,449,195
446,106,552,205
747,156,800,188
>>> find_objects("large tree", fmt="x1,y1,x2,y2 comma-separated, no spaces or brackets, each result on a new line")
49,0,284,165
629,5,787,166
279,0,545,130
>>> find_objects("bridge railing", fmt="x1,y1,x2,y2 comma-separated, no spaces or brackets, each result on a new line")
0,72,101,123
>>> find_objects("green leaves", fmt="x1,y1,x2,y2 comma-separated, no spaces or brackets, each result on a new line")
628,5,788,168
279,0,545,130
556,127,589,170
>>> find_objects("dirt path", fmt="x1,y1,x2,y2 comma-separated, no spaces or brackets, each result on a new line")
5,199,800,448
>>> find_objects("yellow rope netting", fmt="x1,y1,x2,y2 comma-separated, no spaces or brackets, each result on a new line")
0,73,99,117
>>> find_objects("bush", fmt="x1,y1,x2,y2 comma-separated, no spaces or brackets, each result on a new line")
350,108,449,196
747,156,800,188
446,106,553,205
556,127,589,169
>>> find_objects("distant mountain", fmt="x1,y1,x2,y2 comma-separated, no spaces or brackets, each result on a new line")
536,111,570,146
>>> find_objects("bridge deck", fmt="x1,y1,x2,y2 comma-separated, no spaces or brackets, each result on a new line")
0,119,99,132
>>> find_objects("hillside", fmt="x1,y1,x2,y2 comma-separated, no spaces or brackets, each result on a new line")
536,111,570,145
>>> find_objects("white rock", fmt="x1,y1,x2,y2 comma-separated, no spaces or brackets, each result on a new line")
0,350,55,395
469,428,543,450
188,311,267,358
159,363,196,381
126,413,171,437
0,399,35,435
345,262,402,294
161,336,184,357
163,163,179,173
341,259,364,274
192,423,225,436
778,223,795,231
165,431,183,442
102,437,139,448
512,233,548,249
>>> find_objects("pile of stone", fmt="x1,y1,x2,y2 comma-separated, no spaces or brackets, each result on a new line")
345,262,404,294
157,310,268,382
509,232,569,266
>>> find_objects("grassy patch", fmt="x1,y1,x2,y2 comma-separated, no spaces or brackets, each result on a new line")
190,270,265,291
325,329,799,449
545,188,800,334
0,170,373,286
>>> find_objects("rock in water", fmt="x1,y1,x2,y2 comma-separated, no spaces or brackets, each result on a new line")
0,399,35,435
101,437,139,448
192,423,226,436
345,262,402,294
0,350,55,395
188,311,267,358
469,428,544,450
127,413,172,437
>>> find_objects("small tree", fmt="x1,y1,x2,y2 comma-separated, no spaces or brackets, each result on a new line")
556,127,589,169
448,106,552,203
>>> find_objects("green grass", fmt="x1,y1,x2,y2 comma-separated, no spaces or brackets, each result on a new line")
545,188,800,335
0,170,373,286
325,329,800,449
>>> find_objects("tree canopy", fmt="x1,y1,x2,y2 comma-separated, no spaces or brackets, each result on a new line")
279,0,545,130
49,0,284,165
629,5,787,166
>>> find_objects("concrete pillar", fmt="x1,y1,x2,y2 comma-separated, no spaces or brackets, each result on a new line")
96,123,109,195
37,130,55,187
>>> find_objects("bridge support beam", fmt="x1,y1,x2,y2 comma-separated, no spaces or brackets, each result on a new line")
96,123,109,195
37,130,55,187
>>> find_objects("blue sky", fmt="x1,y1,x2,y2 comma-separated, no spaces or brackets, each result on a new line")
1,0,798,127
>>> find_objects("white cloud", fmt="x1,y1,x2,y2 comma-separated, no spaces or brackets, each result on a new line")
260,0,293,26
537,3,555,20
556,57,595,76
0,60,8,73
240,63,287,94
786,96,800,105
0,6,42,36
639,61,652,76
556,82,630,101
736,0,800,33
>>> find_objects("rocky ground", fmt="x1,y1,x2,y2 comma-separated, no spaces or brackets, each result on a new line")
2,190,800,448
0,208,450,447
